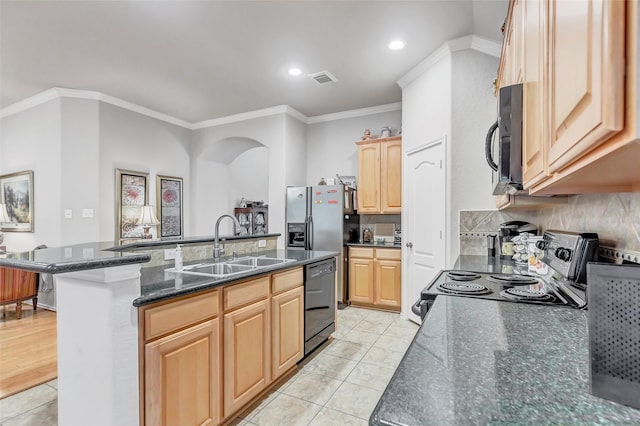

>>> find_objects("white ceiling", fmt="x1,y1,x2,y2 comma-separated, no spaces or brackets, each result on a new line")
0,1,507,123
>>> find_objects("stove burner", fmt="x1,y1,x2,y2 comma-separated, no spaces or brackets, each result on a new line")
438,282,492,295
487,274,540,286
446,271,481,281
500,288,555,302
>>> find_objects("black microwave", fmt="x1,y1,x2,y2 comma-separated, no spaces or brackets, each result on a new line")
485,83,523,195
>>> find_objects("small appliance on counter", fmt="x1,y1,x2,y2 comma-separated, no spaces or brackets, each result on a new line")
362,228,373,243
394,227,402,245
498,221,537,257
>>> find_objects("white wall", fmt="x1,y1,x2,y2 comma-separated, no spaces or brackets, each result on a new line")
0,99,62,251
305,110,401,186
285,115,307,187
98,103,192,240
228,146,270,208
193,158,230,236
60,98,101,245
192,114,306,247
401,58,451,154
449,49,499,262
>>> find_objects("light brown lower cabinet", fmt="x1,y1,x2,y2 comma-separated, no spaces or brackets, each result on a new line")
142,267,305,425
374,260,401,309
348,247,401,310
145,318,221,426
271,286,304,379
349,257,375,304
223,298,271,416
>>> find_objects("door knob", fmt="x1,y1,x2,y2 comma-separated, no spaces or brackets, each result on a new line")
406,242,413,248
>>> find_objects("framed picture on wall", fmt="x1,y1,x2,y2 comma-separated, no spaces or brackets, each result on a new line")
116,169,148,241
156,175,183,238
0,170,34,232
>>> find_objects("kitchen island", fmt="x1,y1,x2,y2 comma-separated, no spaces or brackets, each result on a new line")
370,296,640,425
0,239,336,426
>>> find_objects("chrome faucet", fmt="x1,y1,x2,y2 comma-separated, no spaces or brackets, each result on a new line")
214,214,241,260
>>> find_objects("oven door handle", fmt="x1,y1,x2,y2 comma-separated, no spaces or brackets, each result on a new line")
411,299,424,317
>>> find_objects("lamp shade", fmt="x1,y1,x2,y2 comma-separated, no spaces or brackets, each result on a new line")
0,204,10,223
139,205,160,226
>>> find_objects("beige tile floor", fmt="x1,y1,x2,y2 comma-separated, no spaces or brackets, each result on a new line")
0,306,419,426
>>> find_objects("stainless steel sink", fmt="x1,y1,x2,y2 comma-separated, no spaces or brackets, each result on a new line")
226,256,293,267
185,262,253,275
167,256,294,278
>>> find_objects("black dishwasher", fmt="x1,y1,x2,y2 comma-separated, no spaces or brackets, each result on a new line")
304,258,336,356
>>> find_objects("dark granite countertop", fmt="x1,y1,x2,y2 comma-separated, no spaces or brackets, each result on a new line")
0,234,281,274
370,296,640,425
0,241,151,274
114,233,280,251
136,249,336,306
347,242,401,249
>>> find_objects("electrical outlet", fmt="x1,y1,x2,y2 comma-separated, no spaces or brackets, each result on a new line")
164,249,176,260
64,209,73,219
258,239,267,248
82,208,94,218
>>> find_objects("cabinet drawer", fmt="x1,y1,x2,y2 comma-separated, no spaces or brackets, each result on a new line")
224,276,270,311
349,247,374,258
271,267,303,294
145,291,219,341
375,248,401,261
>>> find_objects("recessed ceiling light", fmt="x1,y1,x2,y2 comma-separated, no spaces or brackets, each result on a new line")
288,68,302,76
388,40,405,50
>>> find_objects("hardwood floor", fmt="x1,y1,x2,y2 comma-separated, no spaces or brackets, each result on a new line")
0,304,57,399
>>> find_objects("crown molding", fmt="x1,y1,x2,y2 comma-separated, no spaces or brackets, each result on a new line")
397,34,501,89
191,105,308,129
1,87,193,128
306,102,402,124
283,106,308,123
2,88,400,128
0,88,61,119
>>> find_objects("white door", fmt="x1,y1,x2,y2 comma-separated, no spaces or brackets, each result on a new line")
403,138,446,323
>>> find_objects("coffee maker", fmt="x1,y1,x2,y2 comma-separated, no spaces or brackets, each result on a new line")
498,221,537,257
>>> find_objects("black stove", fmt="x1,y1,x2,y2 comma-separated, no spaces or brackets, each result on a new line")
413,268,586,320
412,230,598,321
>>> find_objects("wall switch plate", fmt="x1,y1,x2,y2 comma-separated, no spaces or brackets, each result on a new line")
64,209,73,219
164,249,176,260
258,240,267,248
82,208,94,218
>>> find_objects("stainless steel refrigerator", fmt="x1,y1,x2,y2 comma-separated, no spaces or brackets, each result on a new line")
286,185,346,300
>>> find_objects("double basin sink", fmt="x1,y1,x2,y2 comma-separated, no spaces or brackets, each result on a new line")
168,256,294,278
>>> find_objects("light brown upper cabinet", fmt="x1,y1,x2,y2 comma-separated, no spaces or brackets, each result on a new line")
522,0,548,188
499,0,640,195
547,0,625,174
356,136,402,214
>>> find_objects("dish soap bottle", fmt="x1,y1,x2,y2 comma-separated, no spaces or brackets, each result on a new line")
174,244,183,271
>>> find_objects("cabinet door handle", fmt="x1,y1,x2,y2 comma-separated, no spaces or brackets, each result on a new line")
406,242,413,248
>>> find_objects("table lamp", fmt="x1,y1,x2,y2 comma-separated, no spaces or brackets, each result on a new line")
139,205,160,239
0,204,10,245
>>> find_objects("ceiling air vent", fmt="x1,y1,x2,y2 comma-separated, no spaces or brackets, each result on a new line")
309,70,338,85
